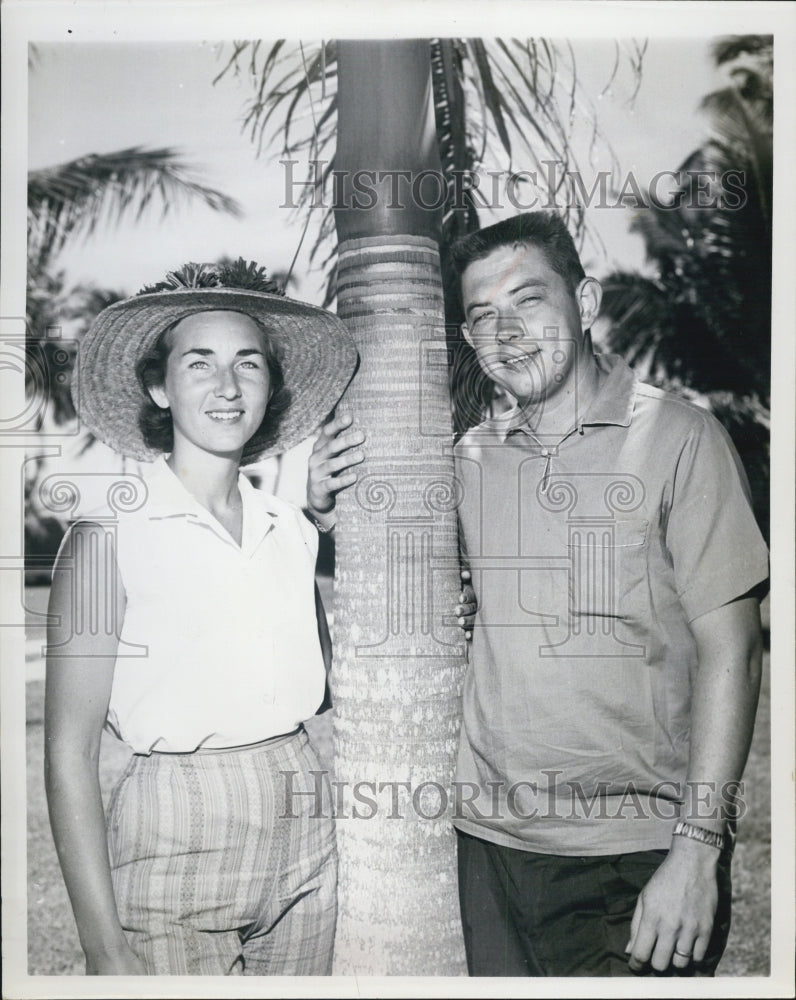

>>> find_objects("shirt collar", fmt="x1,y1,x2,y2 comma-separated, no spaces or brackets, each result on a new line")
580,352,638,428
143,456,279,551
484,352,638,443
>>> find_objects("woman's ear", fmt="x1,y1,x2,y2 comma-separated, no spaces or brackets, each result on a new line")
577,276,603,330
148,384,170,410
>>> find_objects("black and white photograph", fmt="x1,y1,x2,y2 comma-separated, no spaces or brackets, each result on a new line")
1,1,794,997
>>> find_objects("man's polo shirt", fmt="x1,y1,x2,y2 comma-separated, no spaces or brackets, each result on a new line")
80,457,326,754
453,353,769,855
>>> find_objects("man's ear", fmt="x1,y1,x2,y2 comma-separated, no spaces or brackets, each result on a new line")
148,384,170,410
577,276,602,330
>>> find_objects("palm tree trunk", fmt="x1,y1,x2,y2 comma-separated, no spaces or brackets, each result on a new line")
331,41,467,975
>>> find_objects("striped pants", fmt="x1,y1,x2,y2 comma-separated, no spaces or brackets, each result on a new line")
107,729,337,975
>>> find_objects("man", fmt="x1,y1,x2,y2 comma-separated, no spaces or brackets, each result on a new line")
449,212,768,976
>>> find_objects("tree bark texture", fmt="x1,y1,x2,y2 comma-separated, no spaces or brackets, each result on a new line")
331,234,467,975
330,39,467,977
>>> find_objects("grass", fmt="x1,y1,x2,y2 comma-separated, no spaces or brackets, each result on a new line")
24,586,771,976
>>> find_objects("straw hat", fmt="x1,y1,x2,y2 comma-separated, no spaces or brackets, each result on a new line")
74,260,358,464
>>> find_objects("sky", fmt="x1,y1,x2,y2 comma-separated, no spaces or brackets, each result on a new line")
19,33,724,504
27,37,723,305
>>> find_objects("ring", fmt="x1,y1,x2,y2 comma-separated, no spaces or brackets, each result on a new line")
674,949,692,960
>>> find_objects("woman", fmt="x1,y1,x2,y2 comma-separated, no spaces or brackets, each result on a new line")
44,261,359,975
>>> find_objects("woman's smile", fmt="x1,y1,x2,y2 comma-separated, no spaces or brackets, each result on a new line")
206,408,245,422
149,311,271,458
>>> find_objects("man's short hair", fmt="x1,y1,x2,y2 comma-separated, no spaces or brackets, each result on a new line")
451,212,586,294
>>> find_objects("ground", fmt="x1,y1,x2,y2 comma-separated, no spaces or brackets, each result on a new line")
23,586,771,976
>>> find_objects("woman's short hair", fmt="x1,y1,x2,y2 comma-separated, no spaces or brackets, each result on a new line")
136,312,289,454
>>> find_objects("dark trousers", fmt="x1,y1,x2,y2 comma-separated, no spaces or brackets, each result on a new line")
456,829,733,977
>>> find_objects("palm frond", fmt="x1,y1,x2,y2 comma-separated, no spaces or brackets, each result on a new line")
711,35,772,69
25,273,127,426
700,87,772,225
27,146,242,269
599,35,771,538
468,38,514,157
710,35,773,132
599,271,672,369
213,37,643,309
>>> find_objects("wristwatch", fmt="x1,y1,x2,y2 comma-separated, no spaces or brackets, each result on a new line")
672,819,727,852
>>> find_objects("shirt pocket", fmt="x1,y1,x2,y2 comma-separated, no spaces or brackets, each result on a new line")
568,518,649,620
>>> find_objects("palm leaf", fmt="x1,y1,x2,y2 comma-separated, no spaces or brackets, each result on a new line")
599,271,672,370
600,35,771,536
28,146,242,269
711,35,772,68
468,38,513,157
213,37,643,308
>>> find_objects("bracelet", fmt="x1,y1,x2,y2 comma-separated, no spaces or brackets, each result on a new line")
305,508,336,534
672,819,726,852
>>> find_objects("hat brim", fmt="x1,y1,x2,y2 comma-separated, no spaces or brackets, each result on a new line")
74,288,358,464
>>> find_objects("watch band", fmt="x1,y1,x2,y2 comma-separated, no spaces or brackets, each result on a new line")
672,819,726,852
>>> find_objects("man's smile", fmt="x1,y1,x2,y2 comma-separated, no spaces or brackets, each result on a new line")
500,348,542,369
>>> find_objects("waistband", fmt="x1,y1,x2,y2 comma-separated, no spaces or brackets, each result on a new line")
145,725,304,757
